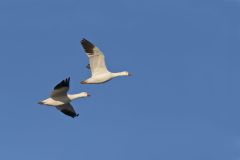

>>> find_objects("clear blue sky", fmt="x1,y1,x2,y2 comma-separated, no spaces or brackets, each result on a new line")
0,0,240,159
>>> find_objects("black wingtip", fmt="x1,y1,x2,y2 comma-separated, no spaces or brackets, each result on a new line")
80,38,87,45
80,38,95,54
81,38,88,43
61,109,78,118
67,77,70,84
54,77,70,90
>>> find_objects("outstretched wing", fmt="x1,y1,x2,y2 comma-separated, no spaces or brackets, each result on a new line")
56,103,79,118
50,77,70,97
80,38,109,76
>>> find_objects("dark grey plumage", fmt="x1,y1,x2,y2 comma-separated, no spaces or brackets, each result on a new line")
61,109,79,118
54,77,70,90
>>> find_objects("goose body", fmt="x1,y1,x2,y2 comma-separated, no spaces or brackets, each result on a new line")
40,93,88,106
38,78,90,118
80,38,131,84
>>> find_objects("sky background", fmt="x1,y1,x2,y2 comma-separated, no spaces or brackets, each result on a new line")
0,0,240,159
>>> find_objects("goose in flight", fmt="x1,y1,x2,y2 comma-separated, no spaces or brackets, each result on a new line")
80,38,132,84
38,77,90,118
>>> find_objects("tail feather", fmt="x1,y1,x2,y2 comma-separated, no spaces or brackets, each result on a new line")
38,101,44,105
81,81,87,84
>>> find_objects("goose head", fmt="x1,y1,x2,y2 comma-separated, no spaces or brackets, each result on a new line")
121,71,132,76
81,92,91,97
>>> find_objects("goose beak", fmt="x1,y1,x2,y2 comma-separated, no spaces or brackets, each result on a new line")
87,93,91,97
128,73,132,76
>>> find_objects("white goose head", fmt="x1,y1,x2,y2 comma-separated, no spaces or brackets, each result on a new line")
122,71,132,76
80,92,91,97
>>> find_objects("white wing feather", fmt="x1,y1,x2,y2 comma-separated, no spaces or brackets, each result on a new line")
81,39,109,76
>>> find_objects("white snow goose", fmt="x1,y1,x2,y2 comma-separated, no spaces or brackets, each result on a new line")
80,38,132,84
38,77,90,118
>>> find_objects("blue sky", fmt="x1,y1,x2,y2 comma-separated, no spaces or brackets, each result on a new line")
0,0,240,159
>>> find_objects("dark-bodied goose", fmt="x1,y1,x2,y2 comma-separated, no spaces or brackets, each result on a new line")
38,77,90,118
80,38,131,84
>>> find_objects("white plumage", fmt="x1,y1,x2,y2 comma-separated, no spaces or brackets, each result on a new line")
80,38,131,84
38,78,90,118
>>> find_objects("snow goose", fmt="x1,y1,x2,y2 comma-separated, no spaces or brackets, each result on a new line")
38,77,90,118
80,38,131,84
